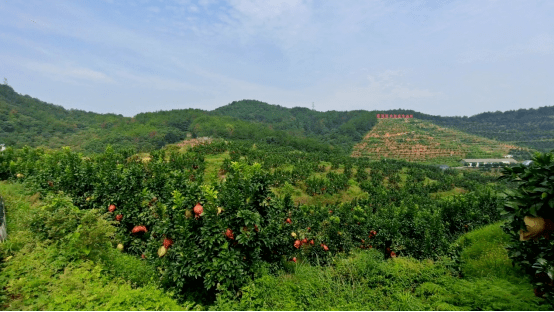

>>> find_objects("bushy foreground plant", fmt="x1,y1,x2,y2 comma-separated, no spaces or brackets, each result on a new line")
143,162,290,295
500,150,554,302
0,183,192,310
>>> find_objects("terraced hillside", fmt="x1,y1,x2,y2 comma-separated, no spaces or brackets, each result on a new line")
351,118,531,164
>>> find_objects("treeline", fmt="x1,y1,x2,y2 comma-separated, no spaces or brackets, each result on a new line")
418,107,554,152
2,83,554,154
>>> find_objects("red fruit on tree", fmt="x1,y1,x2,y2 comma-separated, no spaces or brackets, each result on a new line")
294,240,301,249
225,228,234,240
141,254,146,259
390,251,397,258
302,238,308,244
131,225,147,234
115,214,123,221
163,238,173,249
310,239,314,245
193,203,203,216
286,218,292,224
292,257,297,263
321,244,329,251
108,204,116,212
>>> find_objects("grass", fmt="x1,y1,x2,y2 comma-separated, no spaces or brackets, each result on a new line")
203,152,230,184
430,187,467,199
0,182,198,310
212,223,549,311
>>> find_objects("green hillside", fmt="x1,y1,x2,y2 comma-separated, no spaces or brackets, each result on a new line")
352,118,533,165
1,84,552,155
418,108,554,153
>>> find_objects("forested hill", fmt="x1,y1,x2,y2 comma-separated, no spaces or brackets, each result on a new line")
2,84,553,154
417,107,554,152
0,84,125,149
0,84,200,152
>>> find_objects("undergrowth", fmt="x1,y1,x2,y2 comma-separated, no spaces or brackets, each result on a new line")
0,181,550,310
0,182,197,310
212,223,549,311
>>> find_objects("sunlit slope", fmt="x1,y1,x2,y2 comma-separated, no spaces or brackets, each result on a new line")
351,118,530,162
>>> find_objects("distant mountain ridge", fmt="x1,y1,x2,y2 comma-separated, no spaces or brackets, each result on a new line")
1,84,552,154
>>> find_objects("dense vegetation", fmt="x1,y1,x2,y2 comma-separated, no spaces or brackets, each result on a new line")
500,151,554,302
1,140,550,309
2,84,552,156
419,107,554,153
1,84,553,309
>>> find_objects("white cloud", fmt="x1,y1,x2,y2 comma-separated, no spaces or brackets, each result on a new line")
114,70,198,91
325,69,441,110
25,62,115,85
458,34,554,63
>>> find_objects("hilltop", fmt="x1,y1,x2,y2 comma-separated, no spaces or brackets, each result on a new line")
0,84,551,155
351,118,531,164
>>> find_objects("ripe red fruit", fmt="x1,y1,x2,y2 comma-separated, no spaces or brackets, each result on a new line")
286,218,292,224
163,238,173,249
292,257,297,263
115,214,123,221
302,238,308,244
294,240,301,249
225,228,234,240
131,225,147,234
310,239,314,245
321,244,329,251
390,251,397,258
108,204,116,212
141,254,146,259
193,203,203,216
329,210,333,214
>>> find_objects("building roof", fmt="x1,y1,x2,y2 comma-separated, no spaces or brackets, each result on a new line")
461,158,518,163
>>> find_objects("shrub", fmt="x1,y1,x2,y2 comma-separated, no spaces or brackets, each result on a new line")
500,150,554,303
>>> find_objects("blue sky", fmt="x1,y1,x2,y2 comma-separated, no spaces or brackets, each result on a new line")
1,0,553,117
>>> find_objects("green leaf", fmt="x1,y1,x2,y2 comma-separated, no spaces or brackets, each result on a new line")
529,206,537,217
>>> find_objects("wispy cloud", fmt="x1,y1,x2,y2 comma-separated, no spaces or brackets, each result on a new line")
25,61,115,85
459,33,554,63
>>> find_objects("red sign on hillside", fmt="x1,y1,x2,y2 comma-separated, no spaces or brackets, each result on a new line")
377,113,413,119
377,114,414,119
